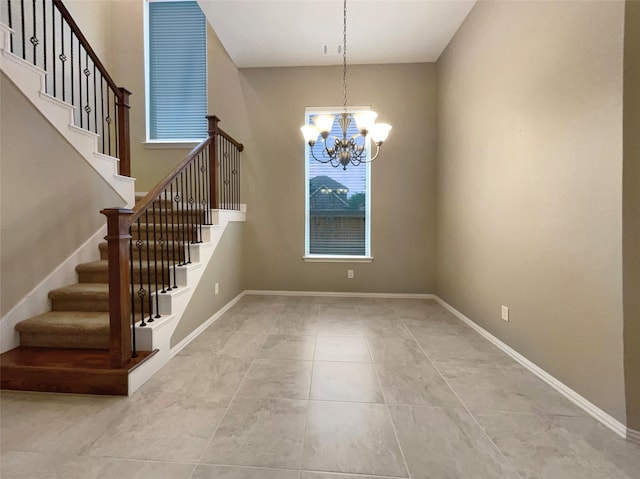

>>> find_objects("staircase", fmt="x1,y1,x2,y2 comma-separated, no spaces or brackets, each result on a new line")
1,191,246,395
0,1,246,395
0,193,176,395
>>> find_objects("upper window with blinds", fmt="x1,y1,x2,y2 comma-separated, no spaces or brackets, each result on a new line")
146,1,207,141
305,108,372,259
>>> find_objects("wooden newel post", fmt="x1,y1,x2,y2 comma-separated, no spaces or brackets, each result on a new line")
101,207,134,368
207,115,220,210
117,88,132,177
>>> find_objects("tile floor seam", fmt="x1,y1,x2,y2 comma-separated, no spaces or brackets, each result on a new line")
364,330,413,479
299,315,320,476
193,302,286,466
187,462,199,479
400,316,525,479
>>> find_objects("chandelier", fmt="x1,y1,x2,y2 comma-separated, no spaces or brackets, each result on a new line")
300,0,391,170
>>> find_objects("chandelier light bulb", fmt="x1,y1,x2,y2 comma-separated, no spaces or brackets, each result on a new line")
370,123,392,144
313,114,336,135
353,111,378,133
300,125,319,144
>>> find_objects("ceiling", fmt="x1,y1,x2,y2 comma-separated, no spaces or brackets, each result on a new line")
197,1,477,68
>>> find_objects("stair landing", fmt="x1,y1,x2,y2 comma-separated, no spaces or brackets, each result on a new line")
0,347,158,395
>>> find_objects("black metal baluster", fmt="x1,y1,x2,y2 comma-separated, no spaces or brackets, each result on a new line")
144,210,153,323
70,30,74,106
171,179,180,288
195,152,203,240
174,180,184,266
20,0,25,59
30,0,37,66
114,95,119,158
236,146,240,209
93,63,97,133
200,151,208,225
106,88,111,156
60,14,65,101
187,161,195,248
51,2,56,95
224,141,229,209
185,168,193,262
7,0,13,52
186,161,193,247
152,202,160,318
180,171,190,264
129,230,137,357
79,44,84,127
205,145,211,223
42,0,46,73
158,194,167,294
163,189,172,291
84,51,90,128
100,78,105,153
136,218,146,327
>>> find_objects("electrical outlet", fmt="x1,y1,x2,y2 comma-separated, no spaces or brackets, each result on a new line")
501,305,509,322
347,269,354,279
215,283,219,295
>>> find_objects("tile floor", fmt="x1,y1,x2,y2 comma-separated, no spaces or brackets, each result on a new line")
1,295,639,478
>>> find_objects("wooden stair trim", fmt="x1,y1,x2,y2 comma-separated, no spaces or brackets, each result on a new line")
0,347,158,395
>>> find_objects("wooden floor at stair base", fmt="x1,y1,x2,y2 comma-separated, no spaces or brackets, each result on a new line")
0,347,157,395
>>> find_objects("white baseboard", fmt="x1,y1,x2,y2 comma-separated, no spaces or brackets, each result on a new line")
244,290,434,299
433,296,630,440
0,225,106,353
169,290,247,357
627,428,640,444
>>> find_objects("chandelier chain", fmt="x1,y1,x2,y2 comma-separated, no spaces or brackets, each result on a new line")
343,0,347,113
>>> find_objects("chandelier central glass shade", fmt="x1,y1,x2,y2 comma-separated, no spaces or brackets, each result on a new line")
301,0,391,170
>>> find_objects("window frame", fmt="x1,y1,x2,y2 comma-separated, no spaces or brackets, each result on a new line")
303,106,373,263
144,0,208,146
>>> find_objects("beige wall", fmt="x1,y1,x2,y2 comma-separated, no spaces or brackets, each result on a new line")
171,222,244,347
623,0,640,432
0,73,124,315
436,0,627,423
239,63,436,293
64,0,113,71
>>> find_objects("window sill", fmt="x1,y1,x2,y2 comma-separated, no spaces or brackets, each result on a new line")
303,255,373,263
143,141,202,150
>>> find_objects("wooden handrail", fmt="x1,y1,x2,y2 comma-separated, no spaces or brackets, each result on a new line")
53,0,122,98
131,137,213,221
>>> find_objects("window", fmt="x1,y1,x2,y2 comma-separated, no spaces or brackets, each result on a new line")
146,1,207,141
304,108,372,260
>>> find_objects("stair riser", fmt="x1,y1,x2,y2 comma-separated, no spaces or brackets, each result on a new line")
51,294,163,315
51,298,109,312
138,209,209,224
130,226,200,242
100,242,188,260
79,265,178,284
20,333,109,350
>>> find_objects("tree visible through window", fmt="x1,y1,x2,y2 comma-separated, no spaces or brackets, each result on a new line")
305,109,371,257
147,1,207,141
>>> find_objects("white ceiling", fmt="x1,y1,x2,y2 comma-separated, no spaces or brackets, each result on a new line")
197,1,477,68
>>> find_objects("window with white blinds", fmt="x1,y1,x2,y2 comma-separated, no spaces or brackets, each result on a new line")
305,108,371,258
147,1,207,141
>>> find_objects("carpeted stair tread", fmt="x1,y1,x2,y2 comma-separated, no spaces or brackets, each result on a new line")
15,312,110,349
15,311,109,335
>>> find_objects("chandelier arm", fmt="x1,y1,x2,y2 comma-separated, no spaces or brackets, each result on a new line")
309,147,333,164
368,142,382,162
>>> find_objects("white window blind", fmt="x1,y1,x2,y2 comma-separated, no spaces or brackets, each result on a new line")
148,1,207,141
305,109,371,257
